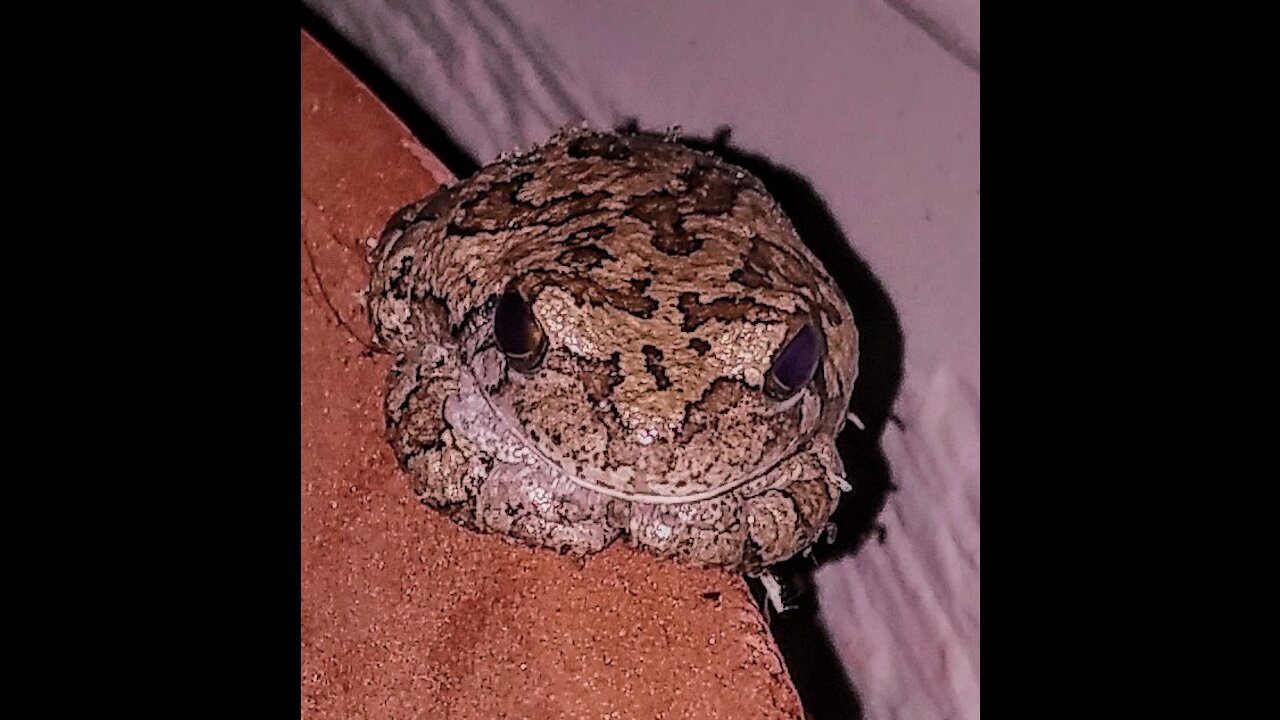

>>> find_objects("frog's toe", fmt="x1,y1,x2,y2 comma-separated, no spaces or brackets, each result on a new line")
742,445,844,569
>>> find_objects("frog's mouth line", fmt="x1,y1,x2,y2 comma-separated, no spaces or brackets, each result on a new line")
468,365,820,506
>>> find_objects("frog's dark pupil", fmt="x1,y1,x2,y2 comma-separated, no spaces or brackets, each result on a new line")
494,291,540,357
770,323,820,392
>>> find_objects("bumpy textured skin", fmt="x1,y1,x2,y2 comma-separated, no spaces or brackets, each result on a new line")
368,128,858,573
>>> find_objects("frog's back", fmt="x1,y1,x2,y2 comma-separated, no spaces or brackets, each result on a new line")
372,128,849,342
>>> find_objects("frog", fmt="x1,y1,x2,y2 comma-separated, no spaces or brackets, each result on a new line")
368,127,859,577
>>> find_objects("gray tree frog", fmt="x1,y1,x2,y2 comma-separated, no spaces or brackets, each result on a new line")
368,128,858,574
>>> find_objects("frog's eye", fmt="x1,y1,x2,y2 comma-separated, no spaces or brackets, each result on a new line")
765,323,821,399
494,290,548,373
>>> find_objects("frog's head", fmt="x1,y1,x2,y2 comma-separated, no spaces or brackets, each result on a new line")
371,129,859,503
457,172,858,502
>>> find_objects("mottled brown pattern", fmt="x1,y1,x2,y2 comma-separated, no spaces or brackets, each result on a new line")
451,174,537,233
631,192,704,255
676,292,787,331
641,344,672,391
523,270,661,318
368,127,859,572
683,160,742,214
556,244,614,269
573,350,623,405
730,237,776,289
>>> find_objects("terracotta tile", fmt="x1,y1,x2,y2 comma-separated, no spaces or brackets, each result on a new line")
300,31,803,720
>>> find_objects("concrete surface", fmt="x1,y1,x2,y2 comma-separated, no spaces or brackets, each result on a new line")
300,31,806,719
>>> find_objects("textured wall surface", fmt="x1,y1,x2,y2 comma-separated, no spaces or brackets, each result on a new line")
301,31,804,720
303,2,980,717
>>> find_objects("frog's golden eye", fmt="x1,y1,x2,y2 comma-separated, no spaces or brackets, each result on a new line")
765,323,821,400
494,290,548,373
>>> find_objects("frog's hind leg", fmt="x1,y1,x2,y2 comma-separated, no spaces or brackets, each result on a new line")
627,494,750,568
738,442,846,572
473,469,625,557
626,444,845,573
385,347,622,556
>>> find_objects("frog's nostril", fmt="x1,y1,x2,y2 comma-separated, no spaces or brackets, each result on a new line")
494,290,548,372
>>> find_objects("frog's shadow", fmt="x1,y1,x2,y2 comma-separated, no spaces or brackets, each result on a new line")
662,125,906,572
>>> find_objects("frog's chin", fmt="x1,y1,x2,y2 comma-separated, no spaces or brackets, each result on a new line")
502,420,815,506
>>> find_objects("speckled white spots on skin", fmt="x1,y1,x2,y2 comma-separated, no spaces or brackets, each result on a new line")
708,322,786,382
535,286,605,359
527,485,554,515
